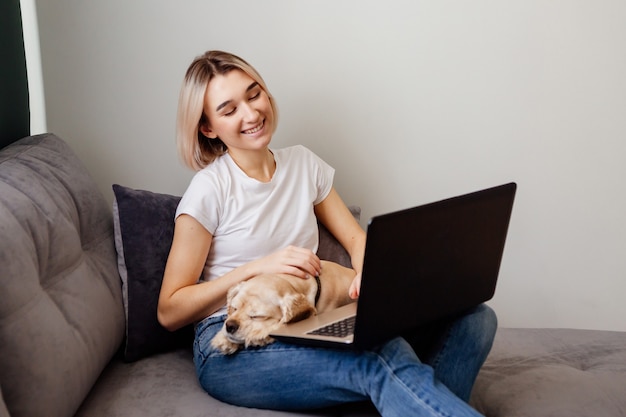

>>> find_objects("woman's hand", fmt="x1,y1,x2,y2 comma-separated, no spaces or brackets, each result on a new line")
349,272,362,299
252,245,322,280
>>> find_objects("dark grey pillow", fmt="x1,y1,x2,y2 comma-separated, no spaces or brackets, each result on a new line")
112,184,192,362
317,206,361,269
112,183,359,361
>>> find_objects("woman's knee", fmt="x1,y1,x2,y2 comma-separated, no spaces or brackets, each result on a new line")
460,303,498,360
471,303,498,339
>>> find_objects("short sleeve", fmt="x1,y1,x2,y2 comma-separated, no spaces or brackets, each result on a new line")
302,146,335,205
175,170,223,235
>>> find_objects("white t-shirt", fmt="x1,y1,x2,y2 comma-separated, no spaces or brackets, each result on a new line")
176,145,334,315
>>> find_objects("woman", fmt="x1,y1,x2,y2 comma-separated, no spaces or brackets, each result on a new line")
158,50,496,417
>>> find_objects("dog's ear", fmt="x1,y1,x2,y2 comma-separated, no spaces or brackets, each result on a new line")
227,282,244,304
280,294,316,324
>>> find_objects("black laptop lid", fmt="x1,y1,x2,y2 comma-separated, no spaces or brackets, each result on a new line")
353,182,516,348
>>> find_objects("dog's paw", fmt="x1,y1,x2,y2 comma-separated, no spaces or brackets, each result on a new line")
211,330,242,355
246,336,275,349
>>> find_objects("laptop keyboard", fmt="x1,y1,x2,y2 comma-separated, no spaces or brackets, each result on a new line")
307,315,356,338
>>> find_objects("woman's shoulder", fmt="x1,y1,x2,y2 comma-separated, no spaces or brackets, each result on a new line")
275,146,333,177
186,155,232,191
275,144,309,156
178,156,230,220
275,145,323,163
194,153,231,176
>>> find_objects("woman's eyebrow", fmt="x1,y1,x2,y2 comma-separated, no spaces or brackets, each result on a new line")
215,82,260,112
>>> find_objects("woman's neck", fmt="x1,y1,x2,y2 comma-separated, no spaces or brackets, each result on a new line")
228,148,276,183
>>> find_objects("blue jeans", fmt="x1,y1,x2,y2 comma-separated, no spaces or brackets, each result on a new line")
194,304,496,417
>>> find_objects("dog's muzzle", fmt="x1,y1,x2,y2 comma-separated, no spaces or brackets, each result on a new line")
225,319,239,334
224,319,245,344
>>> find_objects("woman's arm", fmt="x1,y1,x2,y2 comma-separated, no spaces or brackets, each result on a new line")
314,188,367,299
157,214,243,331
157,214,322,331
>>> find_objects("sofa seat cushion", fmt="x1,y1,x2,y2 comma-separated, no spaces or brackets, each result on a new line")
77,350,343,417
0,134,125,417
77,348,380,417
471,327,626,417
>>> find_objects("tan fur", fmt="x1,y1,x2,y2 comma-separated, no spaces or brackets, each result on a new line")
211,260,355,354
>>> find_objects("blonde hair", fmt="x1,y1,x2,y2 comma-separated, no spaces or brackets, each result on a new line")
176,51,278,171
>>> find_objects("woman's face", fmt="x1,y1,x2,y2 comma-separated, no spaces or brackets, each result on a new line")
201,70,275,154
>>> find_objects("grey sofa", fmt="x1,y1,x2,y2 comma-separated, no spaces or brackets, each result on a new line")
3,133,626,417
4,0,626,413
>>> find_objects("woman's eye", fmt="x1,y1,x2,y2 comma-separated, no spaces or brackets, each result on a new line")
249,91,261,100
224,108,236,116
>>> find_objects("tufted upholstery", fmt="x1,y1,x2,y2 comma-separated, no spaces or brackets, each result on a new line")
471,327,626,417
0,134,125,417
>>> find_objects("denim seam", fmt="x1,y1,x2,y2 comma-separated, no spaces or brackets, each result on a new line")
428,322,453,373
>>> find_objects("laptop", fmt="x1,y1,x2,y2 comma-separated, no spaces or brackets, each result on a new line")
270,182,517,349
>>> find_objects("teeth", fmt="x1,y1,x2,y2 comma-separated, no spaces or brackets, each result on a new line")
243,121,264,134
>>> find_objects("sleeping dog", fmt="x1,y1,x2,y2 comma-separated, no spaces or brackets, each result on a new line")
211,260,355,354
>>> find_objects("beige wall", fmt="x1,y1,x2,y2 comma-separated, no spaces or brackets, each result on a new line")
35,0,626,331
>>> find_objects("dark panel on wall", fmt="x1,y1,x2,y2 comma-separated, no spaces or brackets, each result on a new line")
0,0,30,149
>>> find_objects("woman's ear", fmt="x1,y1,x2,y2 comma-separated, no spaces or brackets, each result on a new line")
199,123,218,139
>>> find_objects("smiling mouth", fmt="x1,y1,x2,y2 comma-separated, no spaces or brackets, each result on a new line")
242,120,265,135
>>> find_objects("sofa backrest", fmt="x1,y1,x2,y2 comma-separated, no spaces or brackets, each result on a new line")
0,134,125,417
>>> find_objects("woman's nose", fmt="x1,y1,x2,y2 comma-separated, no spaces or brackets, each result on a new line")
240,102,258,121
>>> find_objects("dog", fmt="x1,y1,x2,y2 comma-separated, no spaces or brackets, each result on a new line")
211,260,355,354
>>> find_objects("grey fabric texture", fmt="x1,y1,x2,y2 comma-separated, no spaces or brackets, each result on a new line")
76,348,376,417
471,327,626,417
0,134,125,417
316,206,360,269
